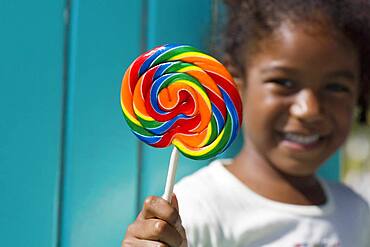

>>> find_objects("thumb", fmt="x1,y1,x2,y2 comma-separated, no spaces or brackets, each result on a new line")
171,193,187,243
171,193,180,211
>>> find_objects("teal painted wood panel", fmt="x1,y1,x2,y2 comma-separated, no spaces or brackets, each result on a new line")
0,1,65,247
318,152,340,180
60,0,142,246
140,0,213,206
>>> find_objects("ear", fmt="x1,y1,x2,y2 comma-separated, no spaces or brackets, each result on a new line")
223,54,245,97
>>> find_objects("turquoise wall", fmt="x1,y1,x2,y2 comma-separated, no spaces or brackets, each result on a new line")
0,1,64,246
0,1,339,246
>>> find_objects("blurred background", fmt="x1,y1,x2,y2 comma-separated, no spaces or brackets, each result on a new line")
1,0,369,247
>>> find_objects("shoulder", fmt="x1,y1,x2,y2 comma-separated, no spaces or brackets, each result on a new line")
324,180,368,205
174,159,229,204
174,160,233,245
174,160,227,220
324,180,370,219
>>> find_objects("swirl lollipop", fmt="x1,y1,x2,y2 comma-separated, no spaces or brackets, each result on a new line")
121,44,242,201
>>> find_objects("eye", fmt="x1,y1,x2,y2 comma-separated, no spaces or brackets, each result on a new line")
268,78,295,88
325,83,351,93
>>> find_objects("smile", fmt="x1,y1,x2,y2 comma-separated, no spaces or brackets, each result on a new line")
283,133,321,145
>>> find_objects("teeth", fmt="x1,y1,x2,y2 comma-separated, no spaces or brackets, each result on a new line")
284,133,320,144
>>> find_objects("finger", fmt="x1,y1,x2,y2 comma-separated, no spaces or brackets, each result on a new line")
170,194,186,240
125,219,187,246
171,193,179,211
141,196,181,227
147,219,183,247
180,237,188,247
128,218,183,247
122,237,169,247
138,195,187,246
175,222,187,244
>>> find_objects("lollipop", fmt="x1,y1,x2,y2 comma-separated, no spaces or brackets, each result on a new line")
121,44,242,201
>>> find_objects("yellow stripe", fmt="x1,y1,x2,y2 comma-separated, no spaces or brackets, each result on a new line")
121,99,142,126
173,128,225,156
169,52,218,62
175,80,212,111
133,104,154,121
178,66,202,73
197,121,213,147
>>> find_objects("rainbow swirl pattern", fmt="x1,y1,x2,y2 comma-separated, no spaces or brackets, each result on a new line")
121,44,242,160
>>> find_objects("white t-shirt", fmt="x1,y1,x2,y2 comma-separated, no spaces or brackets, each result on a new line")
174,160,370,247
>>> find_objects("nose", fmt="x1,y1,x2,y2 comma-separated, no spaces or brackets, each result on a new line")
290,89,323,122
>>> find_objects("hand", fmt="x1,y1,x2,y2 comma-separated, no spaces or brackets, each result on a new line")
122,194,187,247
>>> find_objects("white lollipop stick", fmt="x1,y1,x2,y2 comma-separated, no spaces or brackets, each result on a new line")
162,147,180,203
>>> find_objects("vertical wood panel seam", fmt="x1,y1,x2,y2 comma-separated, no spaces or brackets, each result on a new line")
135,0,149,214
56,0,72,246
210,0,219,53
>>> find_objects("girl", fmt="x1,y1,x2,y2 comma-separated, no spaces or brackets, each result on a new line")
123,0,370,246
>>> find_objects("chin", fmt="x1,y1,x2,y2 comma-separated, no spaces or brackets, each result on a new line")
274,158,323,177
281,168,317,177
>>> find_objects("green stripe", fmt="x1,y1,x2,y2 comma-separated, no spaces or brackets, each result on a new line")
164,62,193,74
137,115,162,129
179,112,233,160
123,114,155,137
152,45,199,66
205,116,218,145
159,73,207,95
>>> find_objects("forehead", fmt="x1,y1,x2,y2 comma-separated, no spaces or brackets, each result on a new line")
246,22,359,74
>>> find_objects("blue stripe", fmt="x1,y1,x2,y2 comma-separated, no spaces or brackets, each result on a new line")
134,132,161,145
220,87,239,151
211,103,224,133
138,45,168,76
153,62,172,80
150,74,174,114
148,114,188,135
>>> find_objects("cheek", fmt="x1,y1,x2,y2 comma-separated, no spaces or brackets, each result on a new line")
244,92,285,121
243,93,285,139
331,105,355,145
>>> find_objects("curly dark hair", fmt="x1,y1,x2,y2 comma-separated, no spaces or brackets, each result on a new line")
222,0,370,124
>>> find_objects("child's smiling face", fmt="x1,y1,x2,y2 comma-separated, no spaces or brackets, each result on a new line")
242,22,360,176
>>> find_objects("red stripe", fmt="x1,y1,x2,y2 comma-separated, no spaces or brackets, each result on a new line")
208,71,243,125
152,115,201,147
